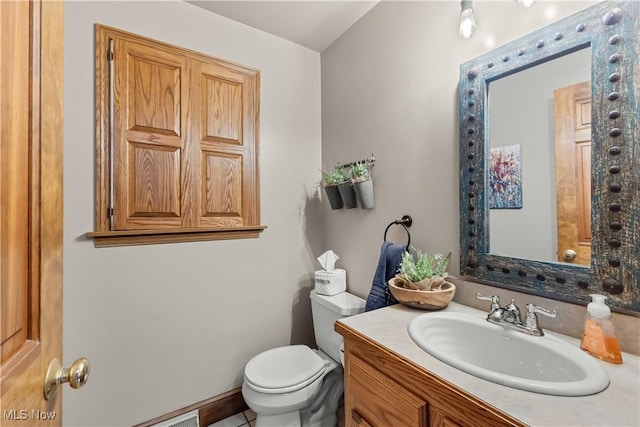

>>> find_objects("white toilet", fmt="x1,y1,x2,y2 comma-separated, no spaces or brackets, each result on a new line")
242,290,365,427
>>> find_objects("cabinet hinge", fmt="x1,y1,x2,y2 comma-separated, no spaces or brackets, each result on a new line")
107,48,114,61
107,207,114,217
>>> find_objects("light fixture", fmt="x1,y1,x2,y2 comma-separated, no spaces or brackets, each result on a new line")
518,0,536,7
459,0,476,39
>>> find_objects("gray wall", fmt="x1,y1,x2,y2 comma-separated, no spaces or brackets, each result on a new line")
61,1,639,425
489,48,591,262
322,0,638,354
64,2,322,425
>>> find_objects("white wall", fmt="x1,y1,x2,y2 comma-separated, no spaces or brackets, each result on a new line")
322,0,638,354
64,2,322,425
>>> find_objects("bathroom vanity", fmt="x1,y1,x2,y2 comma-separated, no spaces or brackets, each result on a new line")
335,303,640,427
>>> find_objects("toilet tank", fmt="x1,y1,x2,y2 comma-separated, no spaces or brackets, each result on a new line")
310,290,365,362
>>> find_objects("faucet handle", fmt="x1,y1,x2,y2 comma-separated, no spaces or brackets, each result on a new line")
476,292,500,310
527,303,557,318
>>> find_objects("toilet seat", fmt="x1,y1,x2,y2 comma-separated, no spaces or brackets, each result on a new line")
244,345,326,394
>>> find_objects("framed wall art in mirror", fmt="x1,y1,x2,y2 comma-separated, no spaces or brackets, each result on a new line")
459,0,639,313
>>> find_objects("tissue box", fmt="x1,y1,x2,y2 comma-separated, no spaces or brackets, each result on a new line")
314,269,346,296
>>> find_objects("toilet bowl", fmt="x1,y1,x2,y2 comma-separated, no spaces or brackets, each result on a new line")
242,290,365,427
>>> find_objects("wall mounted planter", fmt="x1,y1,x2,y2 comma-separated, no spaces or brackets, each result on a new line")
323,154,376,211
337,182,358,209
353,178,374,209
324,185,344,210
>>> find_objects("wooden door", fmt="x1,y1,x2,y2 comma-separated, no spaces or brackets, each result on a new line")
554,81,591,266
0,1,64,425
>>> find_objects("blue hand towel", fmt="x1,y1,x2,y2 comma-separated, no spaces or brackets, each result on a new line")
365,241,406,312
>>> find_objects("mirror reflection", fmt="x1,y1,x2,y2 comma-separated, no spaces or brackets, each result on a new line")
459,0,639,312
487,48,591,265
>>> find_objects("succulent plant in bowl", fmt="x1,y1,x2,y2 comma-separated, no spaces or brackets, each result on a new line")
396,248,451,291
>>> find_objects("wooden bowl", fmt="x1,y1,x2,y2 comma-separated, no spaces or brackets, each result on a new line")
388,276,455,310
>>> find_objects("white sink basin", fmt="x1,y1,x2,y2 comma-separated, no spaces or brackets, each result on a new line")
408,311,609,396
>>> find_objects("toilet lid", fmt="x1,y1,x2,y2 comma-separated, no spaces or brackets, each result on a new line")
244,345,326,393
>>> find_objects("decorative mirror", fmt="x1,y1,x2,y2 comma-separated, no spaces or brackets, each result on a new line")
459,0,639,313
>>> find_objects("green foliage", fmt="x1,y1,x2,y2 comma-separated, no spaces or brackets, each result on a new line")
321,168,341,186
398,248,451,282
321,164,350,186
350,160,372,181
334,164,351,183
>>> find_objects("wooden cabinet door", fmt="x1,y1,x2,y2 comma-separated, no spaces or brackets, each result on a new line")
346,354,428,426
195,61,259,228
108,31,260,234
430,409,463,427
1,1,64,424
112,39,189,230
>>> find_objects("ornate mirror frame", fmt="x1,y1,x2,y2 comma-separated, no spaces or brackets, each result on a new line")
459,0,639,313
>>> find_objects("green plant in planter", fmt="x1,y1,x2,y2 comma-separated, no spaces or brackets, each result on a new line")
350,160,372,183
321,168,343,187
333,164,351,184
321,165,352,210
350,159,375,209
334,164,357,208
398,248,451,285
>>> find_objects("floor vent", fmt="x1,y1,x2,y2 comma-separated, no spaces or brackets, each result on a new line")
152,410,199,427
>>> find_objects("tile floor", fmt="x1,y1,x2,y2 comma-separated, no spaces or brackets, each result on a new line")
209,406,345,427
209,409,256,427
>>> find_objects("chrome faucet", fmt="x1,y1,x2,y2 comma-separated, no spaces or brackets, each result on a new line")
503,298,522,325
476,293,557,336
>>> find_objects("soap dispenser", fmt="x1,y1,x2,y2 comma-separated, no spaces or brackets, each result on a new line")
580,294,622,364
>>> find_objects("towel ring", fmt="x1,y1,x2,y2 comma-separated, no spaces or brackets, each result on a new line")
383,215,413,250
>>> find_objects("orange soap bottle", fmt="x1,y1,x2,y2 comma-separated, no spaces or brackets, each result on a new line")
580,294,622,364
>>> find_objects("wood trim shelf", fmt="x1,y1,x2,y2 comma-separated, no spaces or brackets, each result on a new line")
86,226,267,247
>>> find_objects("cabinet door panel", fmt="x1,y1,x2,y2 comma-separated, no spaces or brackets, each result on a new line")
348,355,427,426
202,74,243,144
201,152,243,225
128,143,181,218
128,54,181,135
196,62,258,228
113,40,187,229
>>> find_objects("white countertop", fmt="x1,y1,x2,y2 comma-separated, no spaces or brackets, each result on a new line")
337,302,640,427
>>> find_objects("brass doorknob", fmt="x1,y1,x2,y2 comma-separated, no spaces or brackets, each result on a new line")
563,249,577,261
44,357,90,400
